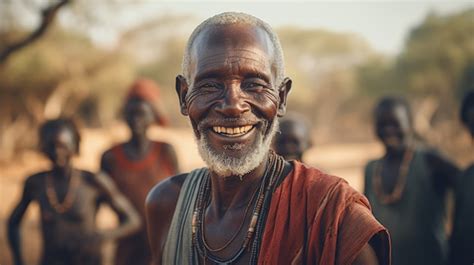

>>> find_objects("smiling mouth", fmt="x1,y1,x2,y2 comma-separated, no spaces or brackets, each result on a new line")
212,125,254,137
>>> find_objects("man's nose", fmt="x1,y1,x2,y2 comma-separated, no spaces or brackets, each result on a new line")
215,83,250,117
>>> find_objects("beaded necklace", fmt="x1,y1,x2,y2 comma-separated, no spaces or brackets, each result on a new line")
201,180,261,253
372,148,414,204
45,169,80,213
192,152,285,264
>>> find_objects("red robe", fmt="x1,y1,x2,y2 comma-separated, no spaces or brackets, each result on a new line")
105,142,176,265
259,161,390,265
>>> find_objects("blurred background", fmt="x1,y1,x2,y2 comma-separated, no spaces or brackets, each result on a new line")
1,1,473,264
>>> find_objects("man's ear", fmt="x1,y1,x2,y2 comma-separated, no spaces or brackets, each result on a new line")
277,77,292,117
175,75,189,116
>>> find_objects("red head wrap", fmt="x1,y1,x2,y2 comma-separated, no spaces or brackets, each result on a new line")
125,78,168,126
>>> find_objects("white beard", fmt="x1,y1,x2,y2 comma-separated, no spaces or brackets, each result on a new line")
195,119,279,177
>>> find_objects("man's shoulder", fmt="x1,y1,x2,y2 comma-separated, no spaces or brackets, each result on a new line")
152,140,174,150
364,159,379,169
26,171,47,181
81,170,112,189
24,171,48,191
146,173,188,209
101,143,124,162
287,161,367,214
290,161,351,194
464,163,474,176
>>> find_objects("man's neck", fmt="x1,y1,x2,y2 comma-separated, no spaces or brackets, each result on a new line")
128,134,151,155
385,146,408,161
51,164,73,179
207,154,269,219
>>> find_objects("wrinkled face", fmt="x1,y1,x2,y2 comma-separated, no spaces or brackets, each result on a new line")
375,105,412,151
42,126,78,167
273,121,309,161
177,24,291,176
124,99,155,136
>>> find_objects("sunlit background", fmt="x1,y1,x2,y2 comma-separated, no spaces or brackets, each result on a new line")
1,1,473,264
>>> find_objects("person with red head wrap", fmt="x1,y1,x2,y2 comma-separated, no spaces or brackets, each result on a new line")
101,78,179,265
126,78,169,126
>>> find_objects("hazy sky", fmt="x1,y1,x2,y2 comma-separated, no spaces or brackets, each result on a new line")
65,1,473,55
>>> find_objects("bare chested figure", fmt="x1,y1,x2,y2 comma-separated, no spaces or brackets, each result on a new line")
8,118,141,265
450,91,474,265
364,97,460,265
273,112,312,161
101,79,179,265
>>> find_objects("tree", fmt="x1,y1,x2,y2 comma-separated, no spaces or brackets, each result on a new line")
356,8,474,149
0,0,70,65
397,9,474,100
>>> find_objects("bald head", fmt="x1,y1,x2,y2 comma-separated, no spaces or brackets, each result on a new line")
182,12,285,87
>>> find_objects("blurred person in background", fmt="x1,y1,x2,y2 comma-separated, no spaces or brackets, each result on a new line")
100,78,179,265
272,112,312,162
364,96,460,265
7,118,140,265
450,90,474,265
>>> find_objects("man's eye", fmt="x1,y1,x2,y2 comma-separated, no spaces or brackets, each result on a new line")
199,83,219,90
243,82,266,90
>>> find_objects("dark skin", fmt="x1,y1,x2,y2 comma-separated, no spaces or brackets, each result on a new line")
146,23,378,265
101,99,179,174
273,118,311,161
8,125,141,265
101,99,179,265
370,104,460,196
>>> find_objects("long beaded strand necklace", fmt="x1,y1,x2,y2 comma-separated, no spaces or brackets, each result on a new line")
372,147,414,204
45,169,80,213
249,154,285,263
201,180,262,253
192,151,285,264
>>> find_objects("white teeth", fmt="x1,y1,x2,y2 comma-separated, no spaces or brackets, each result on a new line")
212,125,254,136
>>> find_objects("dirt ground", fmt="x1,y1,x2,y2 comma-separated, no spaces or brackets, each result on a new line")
0,124,436,265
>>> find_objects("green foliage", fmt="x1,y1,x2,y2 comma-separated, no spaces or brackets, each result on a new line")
138,37,187,123
276,27,374,122
0,26,136,124
399,9,474,97
358,9,474,102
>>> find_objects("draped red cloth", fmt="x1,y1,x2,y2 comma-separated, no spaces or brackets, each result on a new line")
259,161,390,265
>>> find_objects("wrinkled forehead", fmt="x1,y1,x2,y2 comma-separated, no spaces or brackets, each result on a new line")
189,24,276,80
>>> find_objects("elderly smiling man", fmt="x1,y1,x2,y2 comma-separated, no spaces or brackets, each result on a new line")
145,12,390,265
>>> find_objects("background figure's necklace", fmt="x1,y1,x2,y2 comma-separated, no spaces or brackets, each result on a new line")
192,151,285,265
372,148,414,204
46,169,80,213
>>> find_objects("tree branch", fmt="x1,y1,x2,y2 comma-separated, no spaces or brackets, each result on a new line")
0,0,70,64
